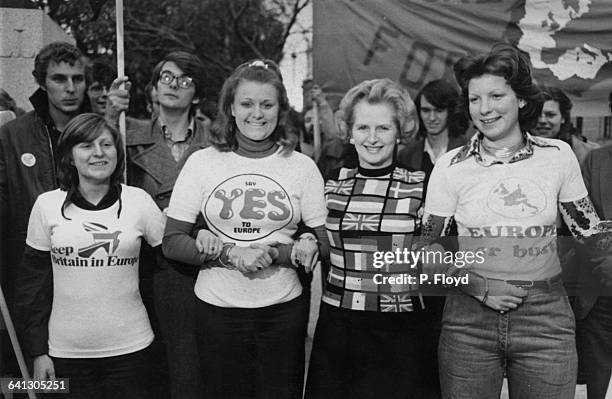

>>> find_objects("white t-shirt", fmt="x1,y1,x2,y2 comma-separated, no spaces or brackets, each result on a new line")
425,137,587,280
167,147,326,308
26,185,164,358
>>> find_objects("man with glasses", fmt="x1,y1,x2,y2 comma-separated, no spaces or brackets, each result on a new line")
107,51,210,399
0,41,92,377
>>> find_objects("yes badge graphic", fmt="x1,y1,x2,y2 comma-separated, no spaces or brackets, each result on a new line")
205,174,294,241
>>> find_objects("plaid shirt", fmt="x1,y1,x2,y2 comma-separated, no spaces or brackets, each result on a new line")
159,117,195,162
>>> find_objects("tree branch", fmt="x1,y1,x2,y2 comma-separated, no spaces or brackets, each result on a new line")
124,7,233,72
229,0,266,59
276,0,310,55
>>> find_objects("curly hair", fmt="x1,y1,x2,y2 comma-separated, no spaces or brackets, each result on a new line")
56,113,125,191
453,43,543,132
32,42,84,87
335,78,419,144
415,79,468,138
209,59,295,153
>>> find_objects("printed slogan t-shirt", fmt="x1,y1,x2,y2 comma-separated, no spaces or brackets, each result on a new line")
425,136,587,280
167,147,326,308
26,185,164,358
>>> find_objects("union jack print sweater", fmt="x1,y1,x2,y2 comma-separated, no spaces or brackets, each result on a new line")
322,164,429,312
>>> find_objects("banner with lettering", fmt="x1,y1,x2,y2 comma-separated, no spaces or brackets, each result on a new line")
313,0,612,116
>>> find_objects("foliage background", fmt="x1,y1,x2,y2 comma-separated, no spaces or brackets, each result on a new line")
36,0,309,117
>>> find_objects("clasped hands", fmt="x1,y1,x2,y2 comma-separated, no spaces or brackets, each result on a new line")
419,243,527,313
195,230,319,274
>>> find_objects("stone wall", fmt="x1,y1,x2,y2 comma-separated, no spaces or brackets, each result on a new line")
0,7,74,111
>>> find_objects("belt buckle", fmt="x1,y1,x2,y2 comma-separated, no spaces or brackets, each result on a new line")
507,280,534,288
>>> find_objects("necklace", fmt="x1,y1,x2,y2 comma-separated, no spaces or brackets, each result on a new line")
481,138,525,158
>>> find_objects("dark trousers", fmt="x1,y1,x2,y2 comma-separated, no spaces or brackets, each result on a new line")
154,265,202,399
48,346,152,399
305,302,442,399
196,294,307,399
577,297,612,399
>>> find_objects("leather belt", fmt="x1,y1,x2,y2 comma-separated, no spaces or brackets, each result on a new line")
502,274,562,289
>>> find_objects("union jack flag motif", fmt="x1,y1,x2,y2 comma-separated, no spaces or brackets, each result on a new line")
380,294,413,312
341,213,379,231
325,179,354,195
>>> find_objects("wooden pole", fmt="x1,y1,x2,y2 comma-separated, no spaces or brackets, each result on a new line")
312,103,321,162
115,0,126,180
0,286,36,399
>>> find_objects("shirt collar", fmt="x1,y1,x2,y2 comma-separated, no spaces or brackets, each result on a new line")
159,117,195,143
450,131,560,167
68,184,121,210
423,136,447,165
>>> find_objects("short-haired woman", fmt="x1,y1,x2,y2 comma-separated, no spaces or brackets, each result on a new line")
305,78,442,399
16,113,165,398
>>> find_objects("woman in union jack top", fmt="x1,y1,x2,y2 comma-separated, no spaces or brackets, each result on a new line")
305,79,442,399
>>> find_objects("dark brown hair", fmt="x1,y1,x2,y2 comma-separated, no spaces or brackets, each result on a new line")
454,43,543,131
32,42,84,87
56,113,125,191
415,79,468,138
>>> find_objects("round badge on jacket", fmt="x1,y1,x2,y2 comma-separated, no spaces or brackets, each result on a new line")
21,153,36,167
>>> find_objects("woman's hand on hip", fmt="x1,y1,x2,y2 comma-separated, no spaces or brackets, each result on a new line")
465,275,528,312
458,270,527,312
477,289,527,313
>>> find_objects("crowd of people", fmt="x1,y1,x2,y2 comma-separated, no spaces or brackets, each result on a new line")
1,40,612,399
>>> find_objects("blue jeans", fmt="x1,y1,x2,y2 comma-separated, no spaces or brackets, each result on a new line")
439,283,577,399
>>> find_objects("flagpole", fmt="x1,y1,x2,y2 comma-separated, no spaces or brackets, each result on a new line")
0,286,36,399
312,103,321,162
115,0,126,180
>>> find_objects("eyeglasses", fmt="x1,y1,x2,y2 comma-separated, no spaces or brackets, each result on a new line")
159,70,193,89
88,83,109,94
